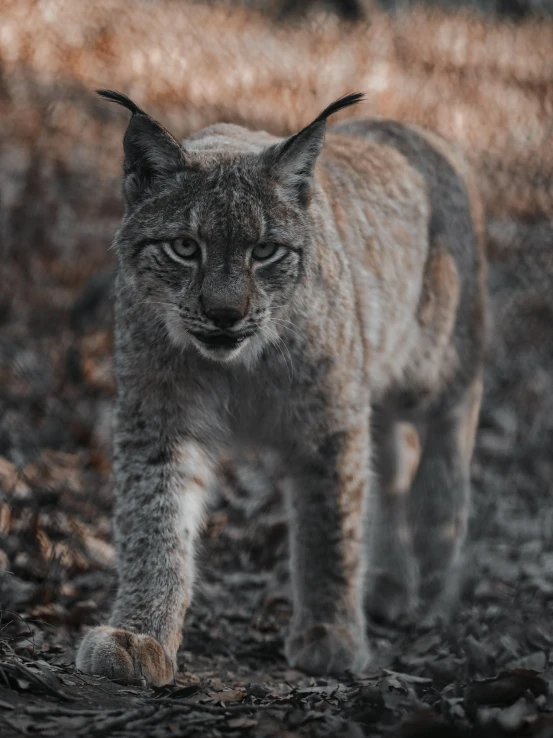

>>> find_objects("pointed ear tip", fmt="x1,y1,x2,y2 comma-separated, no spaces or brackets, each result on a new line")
314,91,366,125
96,89,141,116
340,91,365,103
283,92,365,140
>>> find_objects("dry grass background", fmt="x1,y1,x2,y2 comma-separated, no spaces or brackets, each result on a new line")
2,0,553,221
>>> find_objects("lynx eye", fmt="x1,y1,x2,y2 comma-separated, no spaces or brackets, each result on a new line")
252,242,279,261
169,238,199,260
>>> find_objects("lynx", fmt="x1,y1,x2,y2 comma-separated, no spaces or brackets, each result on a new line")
76,90,486,686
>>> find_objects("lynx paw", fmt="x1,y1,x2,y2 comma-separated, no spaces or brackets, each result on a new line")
285,622,370,675
76,626,174,687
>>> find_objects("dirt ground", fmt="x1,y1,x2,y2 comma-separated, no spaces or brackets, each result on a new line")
2,2,553,736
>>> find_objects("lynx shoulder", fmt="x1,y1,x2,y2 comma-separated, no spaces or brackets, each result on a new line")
76,90,486,685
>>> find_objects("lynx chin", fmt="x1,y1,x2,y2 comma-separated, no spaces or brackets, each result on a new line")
76,89,486,686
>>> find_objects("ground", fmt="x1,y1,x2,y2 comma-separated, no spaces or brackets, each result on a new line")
2,1,553,736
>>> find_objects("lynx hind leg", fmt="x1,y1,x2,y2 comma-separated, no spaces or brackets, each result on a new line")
409,376,483,621
366,413,422,623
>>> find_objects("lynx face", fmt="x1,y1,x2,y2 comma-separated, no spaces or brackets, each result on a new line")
106,85,343,365
117,162,310,363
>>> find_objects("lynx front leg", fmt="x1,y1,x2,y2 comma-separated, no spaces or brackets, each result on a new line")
410,376,483,620
77,436,215,686
284,422,371,675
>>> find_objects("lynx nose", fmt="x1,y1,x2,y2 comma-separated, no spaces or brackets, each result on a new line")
206,307,244,330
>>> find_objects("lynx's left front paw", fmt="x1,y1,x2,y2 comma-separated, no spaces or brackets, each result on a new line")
285,621,370,675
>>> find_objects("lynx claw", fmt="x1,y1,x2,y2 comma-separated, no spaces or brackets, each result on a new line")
76,626,174,687
285,621,370,675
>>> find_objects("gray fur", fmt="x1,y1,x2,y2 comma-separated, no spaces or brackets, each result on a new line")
76,92,486,684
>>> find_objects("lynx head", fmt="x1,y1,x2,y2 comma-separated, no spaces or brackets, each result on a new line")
100,89,363,363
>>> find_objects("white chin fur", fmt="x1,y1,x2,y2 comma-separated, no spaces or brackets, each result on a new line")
191,334,266,368
192,338,247,363
164,313,266,368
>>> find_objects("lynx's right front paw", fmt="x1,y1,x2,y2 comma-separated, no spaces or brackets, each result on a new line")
76,626,174,687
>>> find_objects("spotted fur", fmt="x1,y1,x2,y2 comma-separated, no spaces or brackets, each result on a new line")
76,90,486,685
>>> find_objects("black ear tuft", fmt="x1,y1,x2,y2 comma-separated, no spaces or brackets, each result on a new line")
261,91,365,205
310,92,365,127
96,89,144,116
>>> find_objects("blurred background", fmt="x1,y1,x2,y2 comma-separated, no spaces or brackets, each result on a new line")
2,0,553,734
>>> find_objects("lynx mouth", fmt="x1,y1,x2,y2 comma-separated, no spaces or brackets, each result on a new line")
191,331,253,350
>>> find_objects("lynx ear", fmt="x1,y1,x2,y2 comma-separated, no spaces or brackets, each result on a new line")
97,89,187,205
261,92,364,205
